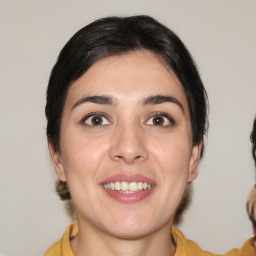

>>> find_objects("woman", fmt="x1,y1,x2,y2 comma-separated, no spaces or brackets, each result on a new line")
44,15,254,256
247,118,256,241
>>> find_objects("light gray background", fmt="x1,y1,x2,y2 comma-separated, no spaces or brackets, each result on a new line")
0,1,255,255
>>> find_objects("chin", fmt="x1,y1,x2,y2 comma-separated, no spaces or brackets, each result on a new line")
105,224,153,239
101,212,167,239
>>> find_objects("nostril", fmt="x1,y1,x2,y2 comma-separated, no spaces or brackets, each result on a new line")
114,155,124,160
113,153,145,164
110,133,148,163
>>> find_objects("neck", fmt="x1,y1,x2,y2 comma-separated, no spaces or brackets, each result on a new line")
71,222,176,256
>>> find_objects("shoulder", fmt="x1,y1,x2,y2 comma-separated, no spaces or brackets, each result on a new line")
44,239,62,256
172,227,256,256
43,222,78,256
172,227,216,256
223,237,256,256
239,237,256,256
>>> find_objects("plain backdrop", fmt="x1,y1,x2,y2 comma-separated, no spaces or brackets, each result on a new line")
0,1,255,255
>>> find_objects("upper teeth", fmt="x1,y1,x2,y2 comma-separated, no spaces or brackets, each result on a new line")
103,181,152,193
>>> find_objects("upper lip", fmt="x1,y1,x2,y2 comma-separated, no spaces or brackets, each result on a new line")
100,174,156,185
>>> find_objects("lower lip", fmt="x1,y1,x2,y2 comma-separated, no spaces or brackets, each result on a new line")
102,187,155,203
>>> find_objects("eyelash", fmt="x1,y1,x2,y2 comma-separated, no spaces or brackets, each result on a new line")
145,112,175,127
80,112,175,128
81,112,111,127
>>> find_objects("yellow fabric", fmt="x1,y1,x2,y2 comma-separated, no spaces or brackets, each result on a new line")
44,222,255,256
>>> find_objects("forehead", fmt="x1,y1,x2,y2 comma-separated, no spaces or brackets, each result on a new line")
66,50,189,111
84,50,170,78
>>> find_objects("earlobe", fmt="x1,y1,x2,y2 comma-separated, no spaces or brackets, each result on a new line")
188,142,202,182
48,140,66,182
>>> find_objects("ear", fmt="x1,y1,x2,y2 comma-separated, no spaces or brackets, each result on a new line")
187,142,202,182
48,140,66,182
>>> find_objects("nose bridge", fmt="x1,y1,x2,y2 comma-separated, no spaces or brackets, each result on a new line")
110,119,148,164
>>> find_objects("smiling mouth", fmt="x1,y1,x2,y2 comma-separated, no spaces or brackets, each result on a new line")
100,174,155,202
103,181,153,193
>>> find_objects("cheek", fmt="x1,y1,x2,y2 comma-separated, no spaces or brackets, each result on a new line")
61,132,110,179
151,135,192,176
148,137,192,222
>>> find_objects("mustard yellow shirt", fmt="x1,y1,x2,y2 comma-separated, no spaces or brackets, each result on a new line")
44,222,255,256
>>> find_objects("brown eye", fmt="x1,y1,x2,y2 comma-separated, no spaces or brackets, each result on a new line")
146,114,173,127
91,116,103,125
83,114,110,126
152,116,164,125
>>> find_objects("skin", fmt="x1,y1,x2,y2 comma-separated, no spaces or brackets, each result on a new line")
49,50,201,256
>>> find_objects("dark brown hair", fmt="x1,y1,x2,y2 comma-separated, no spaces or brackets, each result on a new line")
251,118,256,165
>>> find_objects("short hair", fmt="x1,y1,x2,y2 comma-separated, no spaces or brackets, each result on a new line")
251,118,256,165
45,15,208,200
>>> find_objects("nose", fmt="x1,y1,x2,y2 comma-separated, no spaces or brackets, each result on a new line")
110,125,148,164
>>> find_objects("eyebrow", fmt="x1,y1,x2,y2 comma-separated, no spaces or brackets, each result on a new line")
72,95,117,109
143,95,184,112
72,94,184,112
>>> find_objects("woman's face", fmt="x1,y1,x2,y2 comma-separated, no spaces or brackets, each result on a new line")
50,50,201,239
